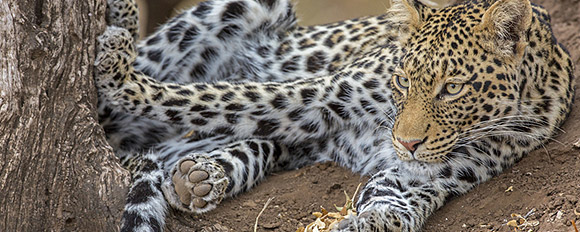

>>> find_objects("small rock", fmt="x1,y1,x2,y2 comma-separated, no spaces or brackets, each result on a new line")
318,162,332,170
573,138,580,148
242,200,257,208
262,221,281,229
326,183,342,194
201,224,229,232
565,195,577,204
330,183,342,190
555,210,563,220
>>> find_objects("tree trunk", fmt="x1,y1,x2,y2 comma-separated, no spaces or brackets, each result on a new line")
0,0,130,231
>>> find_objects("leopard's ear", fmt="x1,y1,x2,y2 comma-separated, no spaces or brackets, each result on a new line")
389,0,437,30
475,0,533,57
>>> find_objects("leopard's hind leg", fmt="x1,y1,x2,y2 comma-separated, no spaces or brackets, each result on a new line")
100,0,299,152
132,0,297,84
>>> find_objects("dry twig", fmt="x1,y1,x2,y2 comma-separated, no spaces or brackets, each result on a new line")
254,197,274,232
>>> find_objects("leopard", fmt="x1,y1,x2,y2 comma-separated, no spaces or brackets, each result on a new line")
95,0,575,231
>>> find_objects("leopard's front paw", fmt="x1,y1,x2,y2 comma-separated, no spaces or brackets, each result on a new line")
333,210,405,232
162,154,229,214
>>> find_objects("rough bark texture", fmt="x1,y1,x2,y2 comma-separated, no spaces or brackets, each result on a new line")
0,0,130,231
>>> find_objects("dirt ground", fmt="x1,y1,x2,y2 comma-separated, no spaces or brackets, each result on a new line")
163,0,580,231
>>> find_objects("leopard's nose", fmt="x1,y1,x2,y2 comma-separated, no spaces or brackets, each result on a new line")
397,138,424,153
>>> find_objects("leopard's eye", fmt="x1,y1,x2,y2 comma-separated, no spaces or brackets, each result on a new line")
445,83,464,95
395,75,410,89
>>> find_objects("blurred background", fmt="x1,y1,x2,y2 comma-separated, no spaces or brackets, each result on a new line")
135,0,449,38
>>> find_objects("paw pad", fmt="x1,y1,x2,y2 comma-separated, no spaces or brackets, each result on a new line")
193,183,212,196
189,170,209,183
166,155,229,214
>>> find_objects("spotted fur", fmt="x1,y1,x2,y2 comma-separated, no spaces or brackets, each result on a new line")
96,0,575,231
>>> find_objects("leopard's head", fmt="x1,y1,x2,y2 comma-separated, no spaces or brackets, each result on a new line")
389,0,533,162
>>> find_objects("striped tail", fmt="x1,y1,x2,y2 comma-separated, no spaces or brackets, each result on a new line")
120,152,167,232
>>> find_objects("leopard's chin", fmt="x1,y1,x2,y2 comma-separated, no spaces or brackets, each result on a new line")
395,146,453,163
415,151,450,163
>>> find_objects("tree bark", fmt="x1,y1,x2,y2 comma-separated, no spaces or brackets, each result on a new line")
0,0,130,231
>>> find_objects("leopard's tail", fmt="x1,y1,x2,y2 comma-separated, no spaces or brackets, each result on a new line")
120,152,167,232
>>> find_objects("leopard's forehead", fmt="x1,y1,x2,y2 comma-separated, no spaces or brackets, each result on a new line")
400,1,493,85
